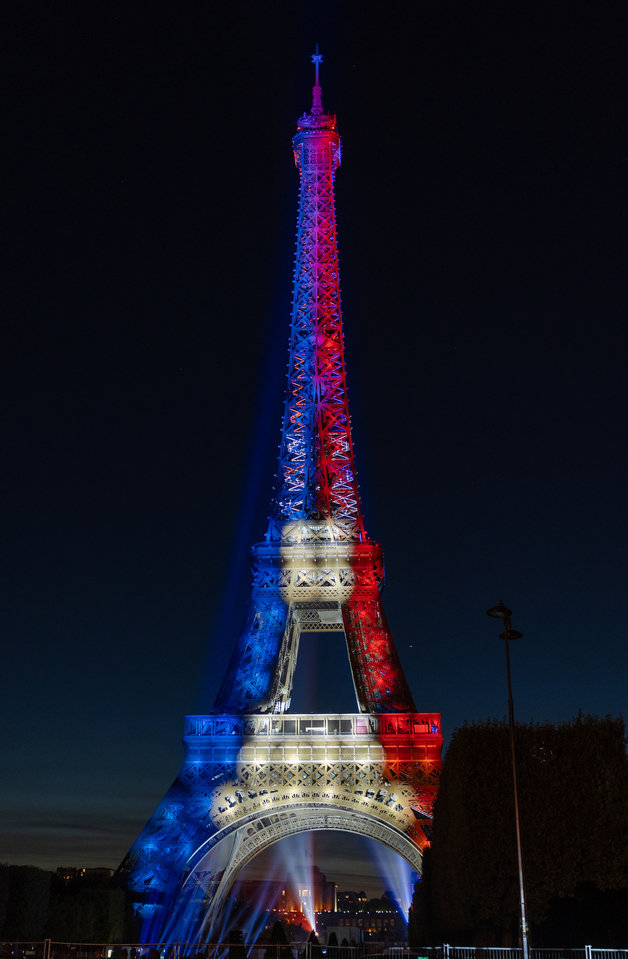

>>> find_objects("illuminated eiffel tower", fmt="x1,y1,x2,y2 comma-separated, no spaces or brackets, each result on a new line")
118,51,442,942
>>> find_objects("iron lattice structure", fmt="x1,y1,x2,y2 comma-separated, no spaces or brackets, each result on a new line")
118,55,442,943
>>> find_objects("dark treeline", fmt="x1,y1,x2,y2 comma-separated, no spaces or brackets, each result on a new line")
0,865,125,942
410,714,628,947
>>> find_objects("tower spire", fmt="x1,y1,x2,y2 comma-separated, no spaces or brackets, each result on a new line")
311,44,323,115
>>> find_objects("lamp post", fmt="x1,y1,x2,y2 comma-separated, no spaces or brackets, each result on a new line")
486,600,530,959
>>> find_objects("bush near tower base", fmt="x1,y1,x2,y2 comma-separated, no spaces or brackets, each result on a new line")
415,714,628,947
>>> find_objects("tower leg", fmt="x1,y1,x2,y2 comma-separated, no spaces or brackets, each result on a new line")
342,594,417,713
214,594,289,712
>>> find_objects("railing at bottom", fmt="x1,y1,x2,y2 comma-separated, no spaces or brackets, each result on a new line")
1,942,626,959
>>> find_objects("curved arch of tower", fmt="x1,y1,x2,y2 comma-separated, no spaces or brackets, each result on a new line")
117,52,442,942
186,803,425,939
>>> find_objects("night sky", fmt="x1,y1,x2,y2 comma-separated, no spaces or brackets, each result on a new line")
3,2,627,894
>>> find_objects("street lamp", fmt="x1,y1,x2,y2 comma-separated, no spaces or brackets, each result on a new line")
486,600,530,959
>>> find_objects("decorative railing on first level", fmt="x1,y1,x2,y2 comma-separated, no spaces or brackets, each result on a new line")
184,712,441,739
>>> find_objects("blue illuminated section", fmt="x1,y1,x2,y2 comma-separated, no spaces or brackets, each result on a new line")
212,589,289,712
119,716,246,943
122,793,211,941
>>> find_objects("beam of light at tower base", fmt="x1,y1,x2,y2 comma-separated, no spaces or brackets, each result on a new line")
270,832,317,933
214,883,275,947
370,841,415,922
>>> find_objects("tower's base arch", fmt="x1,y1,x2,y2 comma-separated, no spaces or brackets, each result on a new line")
184,803,425,938
118,712,441,942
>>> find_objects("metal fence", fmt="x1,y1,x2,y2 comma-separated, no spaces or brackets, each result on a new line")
1,943,626,959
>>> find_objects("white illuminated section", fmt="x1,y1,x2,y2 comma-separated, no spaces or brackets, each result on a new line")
279,520,356,603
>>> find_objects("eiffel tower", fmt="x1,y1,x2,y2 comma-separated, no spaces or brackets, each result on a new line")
118,51,442,942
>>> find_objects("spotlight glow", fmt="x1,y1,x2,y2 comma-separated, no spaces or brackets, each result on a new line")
216,880,274,945
272,833,316,933
369,840,415,921
238,833,317,934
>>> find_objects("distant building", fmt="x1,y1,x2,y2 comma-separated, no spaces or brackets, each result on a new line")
56,866,114,883
317,892,407,943
337,890,368,908
232,865,337,916
231,867,406,943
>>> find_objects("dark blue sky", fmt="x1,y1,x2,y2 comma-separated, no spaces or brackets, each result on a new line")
3,1,627,892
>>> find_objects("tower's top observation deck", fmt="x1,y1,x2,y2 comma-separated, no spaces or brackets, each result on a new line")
293,49,340,174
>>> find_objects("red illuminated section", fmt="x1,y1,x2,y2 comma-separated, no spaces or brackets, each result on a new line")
341,542,417,713
378,712,443,848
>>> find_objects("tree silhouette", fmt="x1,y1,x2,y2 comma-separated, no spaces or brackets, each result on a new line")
430,715,628,946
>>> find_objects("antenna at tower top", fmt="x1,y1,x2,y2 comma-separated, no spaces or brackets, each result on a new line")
312,43,323,85
311,44,324,115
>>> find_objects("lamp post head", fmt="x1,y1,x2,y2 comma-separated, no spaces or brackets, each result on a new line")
486,600,512,619
500,628,523,640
